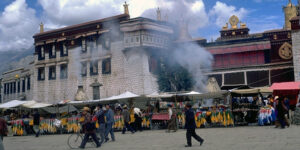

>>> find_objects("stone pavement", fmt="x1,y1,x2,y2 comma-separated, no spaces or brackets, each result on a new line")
3,125,300,150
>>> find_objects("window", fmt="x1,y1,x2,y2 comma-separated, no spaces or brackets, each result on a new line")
93,86,100,100
38,67,45,81
102,36,111,50
22,79,25,92
13,82,16,93
86,36,95,52
37,46,45,60
60,64,68,79
9,83,12,94
60,42,68,57
27,77,30,90
90,61,98,75
49,44,56,58
81,38,87,53
49,66,56,80
18,81,20,93
81,62,87,77
102,58,111,74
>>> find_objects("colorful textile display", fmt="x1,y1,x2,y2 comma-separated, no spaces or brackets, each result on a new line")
11,120,24,136
258,106,275,126
40,119,57,133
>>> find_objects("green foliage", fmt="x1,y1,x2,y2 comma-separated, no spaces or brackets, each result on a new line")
155,57,194,92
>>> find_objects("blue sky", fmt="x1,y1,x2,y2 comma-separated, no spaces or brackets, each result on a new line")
0,0,296,51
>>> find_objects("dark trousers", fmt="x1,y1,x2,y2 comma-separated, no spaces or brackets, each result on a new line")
122,122,134,134
80,133,101,148
105,123,115,141
167,117,177,131
186,129,203,146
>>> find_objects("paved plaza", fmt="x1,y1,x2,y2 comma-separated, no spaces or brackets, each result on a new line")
3,125,300,150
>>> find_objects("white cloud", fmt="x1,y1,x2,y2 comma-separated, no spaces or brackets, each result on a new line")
209,1,248,27
0,0,39,51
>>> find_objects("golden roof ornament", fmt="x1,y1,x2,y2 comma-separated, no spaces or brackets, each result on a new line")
123,1,129,15
40,22,44,33
229,15,239,29
222,23,228,30
279,42,292,60
240,22,247,28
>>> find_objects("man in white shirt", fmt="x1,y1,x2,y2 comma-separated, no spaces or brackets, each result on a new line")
167,104,177,132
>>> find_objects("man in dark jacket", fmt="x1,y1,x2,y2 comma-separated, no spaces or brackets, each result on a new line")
0,117,7,141
33,109,40,137
79,107,101,149
184,103,204,147
95,104,106,145
122,105,135,134
104,104,115,142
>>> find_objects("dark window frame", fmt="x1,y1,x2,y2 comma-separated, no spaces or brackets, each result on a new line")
18,81,20,93
37,46,45,60
60,64,68,79
49,44,56,59
49,66,56,80
27,77,30,90
60,42,68,57
102,58,111,74
22,79,25,92
38,67,45,81
90,61,99,76
81,62,87,77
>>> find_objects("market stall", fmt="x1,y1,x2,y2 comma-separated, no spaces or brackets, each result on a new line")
270,81,300,124
230,87,272,125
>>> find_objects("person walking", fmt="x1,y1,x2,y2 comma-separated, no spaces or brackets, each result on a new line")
284,97,290,127
184,103,204,147
167,104,177,132
134,108,143,132
79,107,101,149
33,109,40,137
276,97,288,129
104,104,115,142
0,117,7,150
122,105,135,134
95,104,106,145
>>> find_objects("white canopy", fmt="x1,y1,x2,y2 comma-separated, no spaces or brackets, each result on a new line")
177,91,202,96
68,91,140,105
0,100,27,109
21,100,52,108
146,92,173,98
102,91,139,101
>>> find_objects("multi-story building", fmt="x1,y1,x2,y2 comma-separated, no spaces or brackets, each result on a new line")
0,65,33,103
32,6,173,103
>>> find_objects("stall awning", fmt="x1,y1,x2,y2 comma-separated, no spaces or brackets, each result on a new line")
0,100,27,109
270,81,300,90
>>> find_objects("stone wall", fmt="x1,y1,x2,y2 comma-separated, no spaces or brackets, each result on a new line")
292,30,300,81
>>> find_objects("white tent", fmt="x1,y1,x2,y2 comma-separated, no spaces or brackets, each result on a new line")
146,92,174,98
67,91,140,105
0,100,27,109
102,91,140,101
177,91,201,96
21,100,52,108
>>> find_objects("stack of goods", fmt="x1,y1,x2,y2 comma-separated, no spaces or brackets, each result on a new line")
113,115,124,130
39,119,57,133
258,106,275,126
141,116,150,128
177,112,185,128
11,120,24,136
195,112,207,128
67,117,80,133
210,109,234,127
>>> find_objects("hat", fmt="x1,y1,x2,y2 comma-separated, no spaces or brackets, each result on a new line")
123,104,128,109
81,107,90,112
274,96,279,100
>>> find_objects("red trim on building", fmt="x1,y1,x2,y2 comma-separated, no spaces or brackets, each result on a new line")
207,43,271,54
